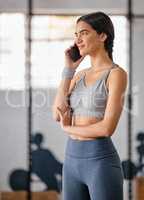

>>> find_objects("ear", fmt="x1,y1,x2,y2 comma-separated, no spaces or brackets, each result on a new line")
99,33,107,42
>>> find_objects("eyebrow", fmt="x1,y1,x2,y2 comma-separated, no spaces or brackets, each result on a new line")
74,29,89,35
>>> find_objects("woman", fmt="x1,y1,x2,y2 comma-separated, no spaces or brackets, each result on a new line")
52,11,127,200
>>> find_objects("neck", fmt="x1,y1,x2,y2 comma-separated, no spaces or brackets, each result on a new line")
90,48,113,71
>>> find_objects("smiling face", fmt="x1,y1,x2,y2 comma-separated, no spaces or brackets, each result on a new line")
74,20,107,56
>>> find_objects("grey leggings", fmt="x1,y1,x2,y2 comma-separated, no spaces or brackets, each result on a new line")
62,137,124,200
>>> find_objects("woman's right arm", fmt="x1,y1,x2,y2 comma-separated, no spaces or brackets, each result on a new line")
52,69,86,122
52,78,74,122
52,46,85,122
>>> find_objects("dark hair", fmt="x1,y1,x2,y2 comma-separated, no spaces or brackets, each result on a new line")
77,12,114,61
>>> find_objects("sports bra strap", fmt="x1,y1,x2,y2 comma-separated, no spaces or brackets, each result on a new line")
104,63,118,83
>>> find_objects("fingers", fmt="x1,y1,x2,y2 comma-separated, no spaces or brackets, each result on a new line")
64,46,73,55
56,107,63,120
56,107,62,115
64,44,77,54
57,107,70,118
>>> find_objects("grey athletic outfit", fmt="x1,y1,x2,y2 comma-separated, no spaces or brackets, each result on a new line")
62,63,124,200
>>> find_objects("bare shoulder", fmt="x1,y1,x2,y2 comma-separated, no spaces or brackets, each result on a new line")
108,64,128,90
111,64,127,80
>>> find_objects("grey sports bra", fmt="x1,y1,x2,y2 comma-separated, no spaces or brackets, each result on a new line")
69,63,118,119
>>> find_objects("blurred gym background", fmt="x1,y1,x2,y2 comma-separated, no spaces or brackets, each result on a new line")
0,0,144,200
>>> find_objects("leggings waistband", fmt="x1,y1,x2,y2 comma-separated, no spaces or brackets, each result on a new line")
65,136,117,158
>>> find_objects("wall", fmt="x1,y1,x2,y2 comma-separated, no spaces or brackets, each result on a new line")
0,0,127,14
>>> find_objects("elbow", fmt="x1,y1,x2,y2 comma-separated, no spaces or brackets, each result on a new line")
52,106,60,122
101,118,118,137
102,120,116,137
52,113,60,122
104,125,115,137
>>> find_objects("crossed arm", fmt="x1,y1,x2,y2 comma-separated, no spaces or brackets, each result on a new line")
57,67,128,138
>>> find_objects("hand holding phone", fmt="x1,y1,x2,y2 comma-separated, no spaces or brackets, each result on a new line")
68,44,82,62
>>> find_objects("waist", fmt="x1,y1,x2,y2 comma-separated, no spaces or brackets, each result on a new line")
65,136,117,158
72,115,102,126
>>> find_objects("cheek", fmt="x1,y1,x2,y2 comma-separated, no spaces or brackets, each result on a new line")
80,36,99,54
89,38,100,50
86,36,98,47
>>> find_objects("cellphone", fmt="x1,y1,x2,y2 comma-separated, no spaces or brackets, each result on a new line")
68,44,82,62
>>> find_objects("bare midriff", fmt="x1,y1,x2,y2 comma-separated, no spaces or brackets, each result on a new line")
70,115,102,141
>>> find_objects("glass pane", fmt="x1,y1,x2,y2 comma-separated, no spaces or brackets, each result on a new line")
0,14,25,90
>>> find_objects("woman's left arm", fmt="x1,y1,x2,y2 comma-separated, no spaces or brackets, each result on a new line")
57,67,128,138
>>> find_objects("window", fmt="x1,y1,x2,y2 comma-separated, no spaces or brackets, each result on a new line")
0,14,127,90
0,14,25,90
